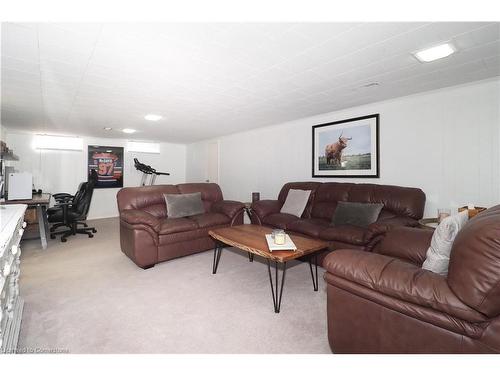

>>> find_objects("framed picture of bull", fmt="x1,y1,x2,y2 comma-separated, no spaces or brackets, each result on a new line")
312,114,379,178
87,145,124,188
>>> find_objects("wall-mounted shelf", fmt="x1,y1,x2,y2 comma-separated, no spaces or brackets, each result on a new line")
0,141,19,161
0,152,19,161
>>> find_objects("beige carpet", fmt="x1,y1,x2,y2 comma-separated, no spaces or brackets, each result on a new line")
17,217,331,354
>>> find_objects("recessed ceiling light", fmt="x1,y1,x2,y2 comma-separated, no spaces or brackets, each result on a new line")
144,114,162,121
103,127,113,131
122,128,136,134
414,43,456,63
362,82,379,88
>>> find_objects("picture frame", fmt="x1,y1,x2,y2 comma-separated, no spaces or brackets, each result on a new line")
88,145,124,188
312,114,379,178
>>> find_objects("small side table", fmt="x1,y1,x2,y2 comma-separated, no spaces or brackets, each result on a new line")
418,218,439,230
243,202,252,218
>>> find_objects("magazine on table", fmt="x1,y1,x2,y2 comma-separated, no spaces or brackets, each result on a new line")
265,234,297,251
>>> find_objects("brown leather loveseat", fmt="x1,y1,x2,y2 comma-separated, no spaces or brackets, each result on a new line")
324,204,500,353
250,182,425,265
117,183,244,269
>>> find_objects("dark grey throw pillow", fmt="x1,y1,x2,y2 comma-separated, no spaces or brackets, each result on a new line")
332,201,384,228
164,192,205,218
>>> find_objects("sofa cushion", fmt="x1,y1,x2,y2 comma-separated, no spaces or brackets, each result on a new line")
159,217,198,235
319,225,367,245
277,182,321,218
310,183,353,220
177,183,223,213
189,212,231,229
261,213,298,229
164,192,205,218
422,210,468,276
332,201,384,228
347,183,425,220
287,218,330,237
280,189,311,217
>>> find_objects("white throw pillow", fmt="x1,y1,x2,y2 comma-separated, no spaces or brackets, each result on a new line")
422,210,469,276
280,189,312,218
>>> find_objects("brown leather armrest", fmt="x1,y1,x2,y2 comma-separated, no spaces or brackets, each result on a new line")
120,209,161,231
365,216,419,241
211,200,245,219
323,250,486,323
375,226,433,266
251,200,282,220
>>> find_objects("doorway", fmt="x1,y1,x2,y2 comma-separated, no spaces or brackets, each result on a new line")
206,141,219,184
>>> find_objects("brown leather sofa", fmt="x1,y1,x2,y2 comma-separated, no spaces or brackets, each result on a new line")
250,182,425,265
324,204,500,353
117,183,244,269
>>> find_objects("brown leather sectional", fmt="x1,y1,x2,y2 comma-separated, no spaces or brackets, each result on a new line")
324,204,500,353
117,183,244,269
250,181,426,265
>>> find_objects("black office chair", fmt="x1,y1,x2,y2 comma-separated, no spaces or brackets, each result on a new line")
48,182,87,232
48,170,98,242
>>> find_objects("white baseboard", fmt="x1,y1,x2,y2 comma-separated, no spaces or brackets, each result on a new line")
87,215,119,221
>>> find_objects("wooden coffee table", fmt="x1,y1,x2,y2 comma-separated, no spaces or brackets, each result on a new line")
208,224,328,313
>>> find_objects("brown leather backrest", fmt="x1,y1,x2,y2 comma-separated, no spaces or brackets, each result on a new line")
310,182,425,220
116,183,224,218
277,182,322,218
310,183,354,220
347,184,426,219
448,205,500,317
177,183,223,212
117,185,180,218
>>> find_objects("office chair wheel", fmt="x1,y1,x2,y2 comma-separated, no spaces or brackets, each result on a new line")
92,229,97,233
88,234,94,238
61,238,67,243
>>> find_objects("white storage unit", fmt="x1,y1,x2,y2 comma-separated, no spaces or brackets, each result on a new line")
7,173,32,200
0,204,27,354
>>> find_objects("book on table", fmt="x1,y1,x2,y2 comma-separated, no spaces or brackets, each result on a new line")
265,234,297,251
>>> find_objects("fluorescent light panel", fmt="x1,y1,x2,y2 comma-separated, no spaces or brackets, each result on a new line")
144,114,162,121
127,141,160,154
414,43,456,62
122,128,136,134
34,135,83,151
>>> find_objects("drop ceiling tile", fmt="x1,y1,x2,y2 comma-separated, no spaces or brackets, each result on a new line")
48,23,102,38
39,43,91,68
2,22,499,143
1,23,39,62
483,55,500,71
290,23,361,40
1,56,40,75
37,24,98,55
453,23,500,49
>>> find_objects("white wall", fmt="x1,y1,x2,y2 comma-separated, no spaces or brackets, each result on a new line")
187,78,500,217
4,132,187,219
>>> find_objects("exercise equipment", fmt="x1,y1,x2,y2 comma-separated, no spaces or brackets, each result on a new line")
134,158,170,186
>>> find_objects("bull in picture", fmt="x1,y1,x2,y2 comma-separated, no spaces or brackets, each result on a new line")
325,132,352,166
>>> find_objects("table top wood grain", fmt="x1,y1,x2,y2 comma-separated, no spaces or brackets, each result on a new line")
209,224,327,262
1,193,51,206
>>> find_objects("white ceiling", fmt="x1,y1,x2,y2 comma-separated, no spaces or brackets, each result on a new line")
1,22,499,143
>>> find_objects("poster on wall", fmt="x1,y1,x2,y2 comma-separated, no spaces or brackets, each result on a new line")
312,114,379,178
88,145,124,188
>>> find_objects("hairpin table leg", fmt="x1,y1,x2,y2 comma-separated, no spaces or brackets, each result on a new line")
212,241,224,274
308,254,319,291
267,260,287,313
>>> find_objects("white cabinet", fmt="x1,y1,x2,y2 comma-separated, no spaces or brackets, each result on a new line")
0,204,27,354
